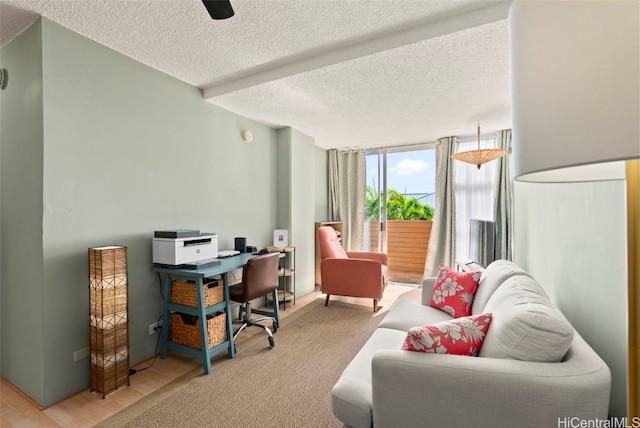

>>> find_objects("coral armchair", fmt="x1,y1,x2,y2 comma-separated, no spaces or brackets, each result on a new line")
317,226,388,312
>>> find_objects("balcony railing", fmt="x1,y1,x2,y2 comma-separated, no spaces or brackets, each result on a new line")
364,220,432,285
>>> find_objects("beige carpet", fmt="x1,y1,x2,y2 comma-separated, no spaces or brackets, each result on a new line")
95,296,400,428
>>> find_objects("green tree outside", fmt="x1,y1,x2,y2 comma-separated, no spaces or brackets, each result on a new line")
365,186,434,220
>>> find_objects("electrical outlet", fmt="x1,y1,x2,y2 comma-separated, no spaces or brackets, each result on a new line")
73,347,90,362
148,321,162,335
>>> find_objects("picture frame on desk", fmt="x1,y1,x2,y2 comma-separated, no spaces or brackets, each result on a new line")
273,229,288,248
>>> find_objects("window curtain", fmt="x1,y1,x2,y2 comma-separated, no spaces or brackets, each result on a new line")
424,137,457,277
328,149,366,251
493,129,513,260
454,138,497,262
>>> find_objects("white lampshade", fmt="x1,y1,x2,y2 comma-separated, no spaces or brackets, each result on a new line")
510,0,639,182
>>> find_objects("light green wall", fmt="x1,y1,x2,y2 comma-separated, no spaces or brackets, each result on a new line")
0,20,45,405
314,146,328,221
0,18,317,407
0,38,2,379
275,127,316,297
513,180,628,417
276,129,292,230
289,128,316,297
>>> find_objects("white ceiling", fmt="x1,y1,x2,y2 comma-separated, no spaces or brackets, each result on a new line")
0,0,513,150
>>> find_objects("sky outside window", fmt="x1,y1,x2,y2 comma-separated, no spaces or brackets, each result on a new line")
366,149,436,196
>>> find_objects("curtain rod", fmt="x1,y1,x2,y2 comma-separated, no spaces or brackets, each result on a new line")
331,129,510,153
363,141,435,153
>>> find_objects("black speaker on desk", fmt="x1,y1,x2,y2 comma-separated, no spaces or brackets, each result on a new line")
234,237,247,253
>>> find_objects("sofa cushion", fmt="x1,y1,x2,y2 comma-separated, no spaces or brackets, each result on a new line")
430,264,481,317
472,259,533,315
402,313,492,356
379,298,453,332
478,275,574,362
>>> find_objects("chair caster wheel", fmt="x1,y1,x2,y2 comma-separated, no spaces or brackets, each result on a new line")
268,336,275,348
272,321,278,333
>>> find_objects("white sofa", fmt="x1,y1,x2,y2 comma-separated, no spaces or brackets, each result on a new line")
331,260,611,428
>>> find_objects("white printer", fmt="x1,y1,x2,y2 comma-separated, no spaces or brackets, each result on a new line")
152,230,218,267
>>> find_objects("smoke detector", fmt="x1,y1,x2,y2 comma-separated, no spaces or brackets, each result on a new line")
241,130,253,143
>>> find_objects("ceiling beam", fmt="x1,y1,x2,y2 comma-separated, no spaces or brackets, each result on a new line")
202,1,511,100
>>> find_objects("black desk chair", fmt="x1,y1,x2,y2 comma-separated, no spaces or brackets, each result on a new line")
229,252,281,348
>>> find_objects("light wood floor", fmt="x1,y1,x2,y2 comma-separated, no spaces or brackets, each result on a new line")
1,284,420,428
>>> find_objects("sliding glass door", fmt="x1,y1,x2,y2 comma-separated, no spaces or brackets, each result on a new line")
364,150,387,253
365,145,435,284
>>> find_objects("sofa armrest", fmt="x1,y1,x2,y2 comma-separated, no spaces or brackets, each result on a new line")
421,277,436,305
371,345,611,428
346,251,387,265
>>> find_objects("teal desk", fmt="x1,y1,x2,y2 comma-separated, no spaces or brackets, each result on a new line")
154,253,256,374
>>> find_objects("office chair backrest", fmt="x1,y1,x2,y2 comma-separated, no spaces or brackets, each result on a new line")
241,252,280,301
318,226,348,259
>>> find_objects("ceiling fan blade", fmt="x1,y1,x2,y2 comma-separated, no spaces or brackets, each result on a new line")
202,0,234,20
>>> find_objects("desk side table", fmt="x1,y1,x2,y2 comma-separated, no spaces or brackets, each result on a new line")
153,253,256,374
267,246,295,310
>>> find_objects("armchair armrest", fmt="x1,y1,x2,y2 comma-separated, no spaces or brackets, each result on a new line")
321,258,385,299
346,251,387,265
371,342,611,428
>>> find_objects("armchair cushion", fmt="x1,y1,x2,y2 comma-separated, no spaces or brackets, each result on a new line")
402,313,492,356
318,226,348,259
430,264,481,318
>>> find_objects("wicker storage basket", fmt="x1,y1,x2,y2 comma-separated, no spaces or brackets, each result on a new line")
171,312,226,350
171,278,223,307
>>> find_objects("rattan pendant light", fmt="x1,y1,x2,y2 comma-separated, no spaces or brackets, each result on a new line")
451,125,509,169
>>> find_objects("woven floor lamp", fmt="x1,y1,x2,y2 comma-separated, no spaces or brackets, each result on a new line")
88,246,130,397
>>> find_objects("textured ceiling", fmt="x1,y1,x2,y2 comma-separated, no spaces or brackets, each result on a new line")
0,0,513,149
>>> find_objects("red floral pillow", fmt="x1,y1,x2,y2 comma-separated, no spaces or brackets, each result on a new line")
402,313,493,356
430,264,481,317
